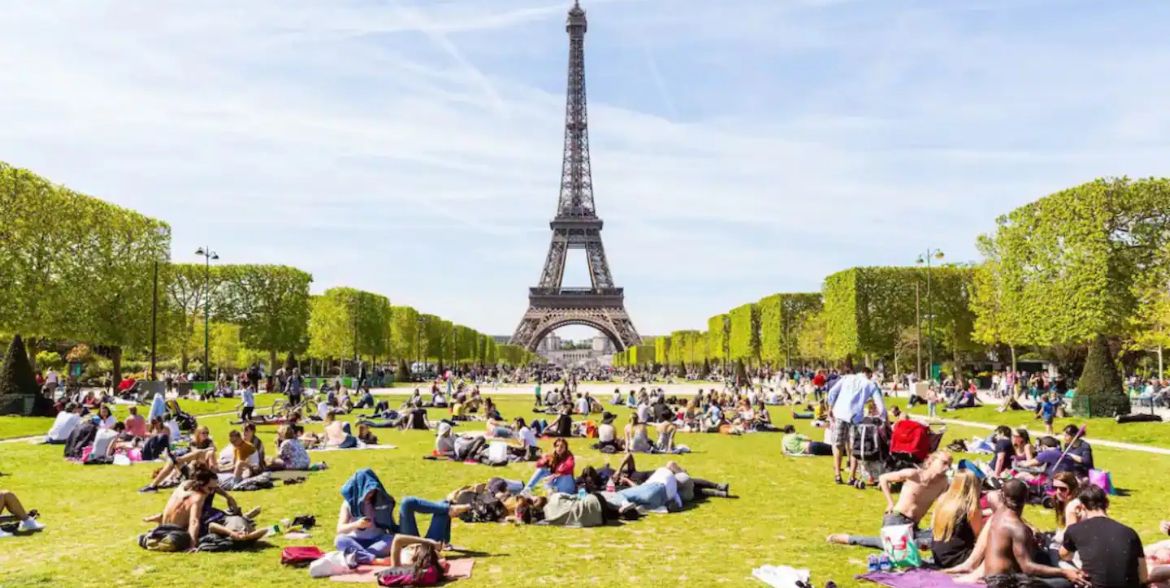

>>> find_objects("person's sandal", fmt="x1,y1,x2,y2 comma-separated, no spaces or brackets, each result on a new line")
834,474,843,485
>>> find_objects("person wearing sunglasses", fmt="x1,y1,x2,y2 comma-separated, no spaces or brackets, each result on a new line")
1049,472,1082,543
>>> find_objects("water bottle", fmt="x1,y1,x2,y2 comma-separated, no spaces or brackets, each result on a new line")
878,554,892,572
866,554,879,572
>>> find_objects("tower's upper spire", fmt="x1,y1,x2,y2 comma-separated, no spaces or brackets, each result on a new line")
556,0,594,219
567,0,586,34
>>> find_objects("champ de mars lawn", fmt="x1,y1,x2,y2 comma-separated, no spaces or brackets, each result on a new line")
2,393,1169,587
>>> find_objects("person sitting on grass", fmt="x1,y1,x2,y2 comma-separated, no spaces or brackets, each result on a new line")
240,423,266,472
140,426,217,493
525,438,576,494
43,402,82,445
1060,484,1147,587
624,415,677,454
124,406,148,440
827,451,953,550
334,468,470,565
140,462,263,551
323,411,357,449
980,479,1087,588
0,490,46,538
780,425,833,456
270,424,326,471
929,470,986,569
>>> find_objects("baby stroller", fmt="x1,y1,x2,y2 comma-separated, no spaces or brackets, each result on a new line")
849,418,890,488
888,419,946,471
166,400,198,433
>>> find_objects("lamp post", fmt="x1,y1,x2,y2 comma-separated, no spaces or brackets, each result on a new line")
415,316,424,382
195,246,219,382
149,226,168,381
915,281,922,379
916,248,945,381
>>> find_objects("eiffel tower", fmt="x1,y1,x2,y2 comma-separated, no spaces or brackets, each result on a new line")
510,1,641,352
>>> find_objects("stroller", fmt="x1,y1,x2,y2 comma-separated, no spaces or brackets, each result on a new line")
166,399,198,433
888,419,946,471
849,418,890,488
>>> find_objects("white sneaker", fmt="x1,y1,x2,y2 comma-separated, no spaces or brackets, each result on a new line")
0,528,12,538
18,518,45,532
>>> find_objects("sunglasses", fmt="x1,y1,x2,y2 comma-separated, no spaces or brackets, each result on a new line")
1053,485,1070,492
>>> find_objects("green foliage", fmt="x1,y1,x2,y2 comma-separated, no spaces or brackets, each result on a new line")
497,344,534,367
35,351,63,370
707,314,730,363
1075,335,1130,417
1127,243,1170,354
669,330,701,368
390,306,423,362
758,293,823,368
654,336,670,365
218,265,313,368
822,266,975,364
0,335,43,415
0,163,171,359
977,177,1170,346
728,303,759,364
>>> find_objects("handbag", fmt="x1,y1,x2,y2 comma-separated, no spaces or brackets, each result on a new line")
880,524,923,569
280,545,324,567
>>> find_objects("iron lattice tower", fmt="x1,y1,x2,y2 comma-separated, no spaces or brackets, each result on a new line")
510,1,641,352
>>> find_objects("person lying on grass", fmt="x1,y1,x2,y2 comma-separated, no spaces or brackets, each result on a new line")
0,489,46,538
323,411,357,449
827,450,953,550
140,426,217,493
610,454,730,498
780,424,833,456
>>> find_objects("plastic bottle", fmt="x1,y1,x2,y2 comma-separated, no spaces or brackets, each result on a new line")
867,554,879,572
878,554,892,572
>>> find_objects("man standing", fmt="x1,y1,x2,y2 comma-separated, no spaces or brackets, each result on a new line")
1061,484,1146,587
826,366,886,484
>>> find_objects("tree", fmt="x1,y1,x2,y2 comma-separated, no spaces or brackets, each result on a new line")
978,178,1170,349
758,293,823,369
1074,335,1129,417
728,303,760,365
653,336,670,366
164,264,228,372
220,265,312,373
796,309,834,365
390,306,422,365
707,314,730,367
1127,244,1170,377
0,334,50,416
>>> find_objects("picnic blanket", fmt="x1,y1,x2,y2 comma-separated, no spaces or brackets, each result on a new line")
311,444,397,453
857,569,968,588
329,559,475,583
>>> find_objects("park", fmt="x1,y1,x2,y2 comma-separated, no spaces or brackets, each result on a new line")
4,1,1170,587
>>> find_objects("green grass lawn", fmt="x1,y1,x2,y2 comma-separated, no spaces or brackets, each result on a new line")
1,396,1168,587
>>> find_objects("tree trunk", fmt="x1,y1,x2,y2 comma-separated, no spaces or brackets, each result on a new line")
1010,345,1017,373
180,350,190,373
269,348,277,375
111,346,123,383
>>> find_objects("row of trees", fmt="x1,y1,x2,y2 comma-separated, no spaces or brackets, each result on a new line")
0,162,529,406
624,177,1170,416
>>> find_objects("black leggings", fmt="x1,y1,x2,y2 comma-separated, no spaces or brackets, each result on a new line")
241,407,254,421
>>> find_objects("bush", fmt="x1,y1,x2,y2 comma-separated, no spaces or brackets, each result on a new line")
0,335,53,416
35,351,64,370
1074,335,1129,417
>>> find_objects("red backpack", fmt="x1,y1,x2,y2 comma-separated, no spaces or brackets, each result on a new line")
281,546,324,567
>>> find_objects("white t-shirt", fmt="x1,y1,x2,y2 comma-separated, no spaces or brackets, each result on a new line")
164,419,181,441
636,403,650,423
648,467,683,509
98,414,117,430
518,426,537,448
242,387,255,408
45,370,59,385
92,428,118,457
317,401,330,421
598,424,615,443
46,412,80,442
576,396,589,414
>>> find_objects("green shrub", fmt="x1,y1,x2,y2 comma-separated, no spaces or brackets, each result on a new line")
1074,335,1129,417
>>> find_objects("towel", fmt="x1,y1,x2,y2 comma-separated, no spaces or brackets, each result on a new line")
329,558,475,583
857,569,967,588
751,565,809,588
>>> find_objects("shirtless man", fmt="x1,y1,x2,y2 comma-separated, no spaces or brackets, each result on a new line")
828,451,953,549
983,479,1087,588
142,464,264,549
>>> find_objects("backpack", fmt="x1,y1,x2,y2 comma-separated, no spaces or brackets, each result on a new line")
455,489,505,523
851,422,884,462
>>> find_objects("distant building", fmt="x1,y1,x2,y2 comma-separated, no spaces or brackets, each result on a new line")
536,334,614,367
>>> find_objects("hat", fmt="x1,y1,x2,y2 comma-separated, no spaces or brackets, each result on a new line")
601,412,617,425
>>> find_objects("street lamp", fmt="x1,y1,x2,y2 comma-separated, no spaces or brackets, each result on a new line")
916,248,945,381
195,246,219,382
415,316,424,382
149,226,168,381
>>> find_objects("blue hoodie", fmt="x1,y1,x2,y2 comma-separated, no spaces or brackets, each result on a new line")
340,468,397,533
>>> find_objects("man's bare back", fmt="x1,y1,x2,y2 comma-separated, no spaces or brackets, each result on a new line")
984,509,1030,576
160,483,206,528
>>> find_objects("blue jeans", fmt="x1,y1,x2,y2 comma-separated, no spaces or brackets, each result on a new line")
398,497,452,544
618,482,668,510
526,468,576,493
334,532,395,564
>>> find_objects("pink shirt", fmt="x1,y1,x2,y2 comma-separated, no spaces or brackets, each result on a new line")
125,415,147,438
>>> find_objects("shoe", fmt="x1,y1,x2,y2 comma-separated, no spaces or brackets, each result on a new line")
0,528,12,538
18,518,45,532
138,485,158,493
717,483,729,492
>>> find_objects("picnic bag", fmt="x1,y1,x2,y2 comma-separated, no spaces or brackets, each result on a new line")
880,523,923,569
1088,469,1115,495
281,545,325,566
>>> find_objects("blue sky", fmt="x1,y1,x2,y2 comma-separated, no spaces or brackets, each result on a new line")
3,0,1169,341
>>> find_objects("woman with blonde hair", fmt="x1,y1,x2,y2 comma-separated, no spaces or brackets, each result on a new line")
929,470,985,568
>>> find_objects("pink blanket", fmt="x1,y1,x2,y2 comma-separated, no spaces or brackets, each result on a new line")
858,569,967,588
329,559,475,583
